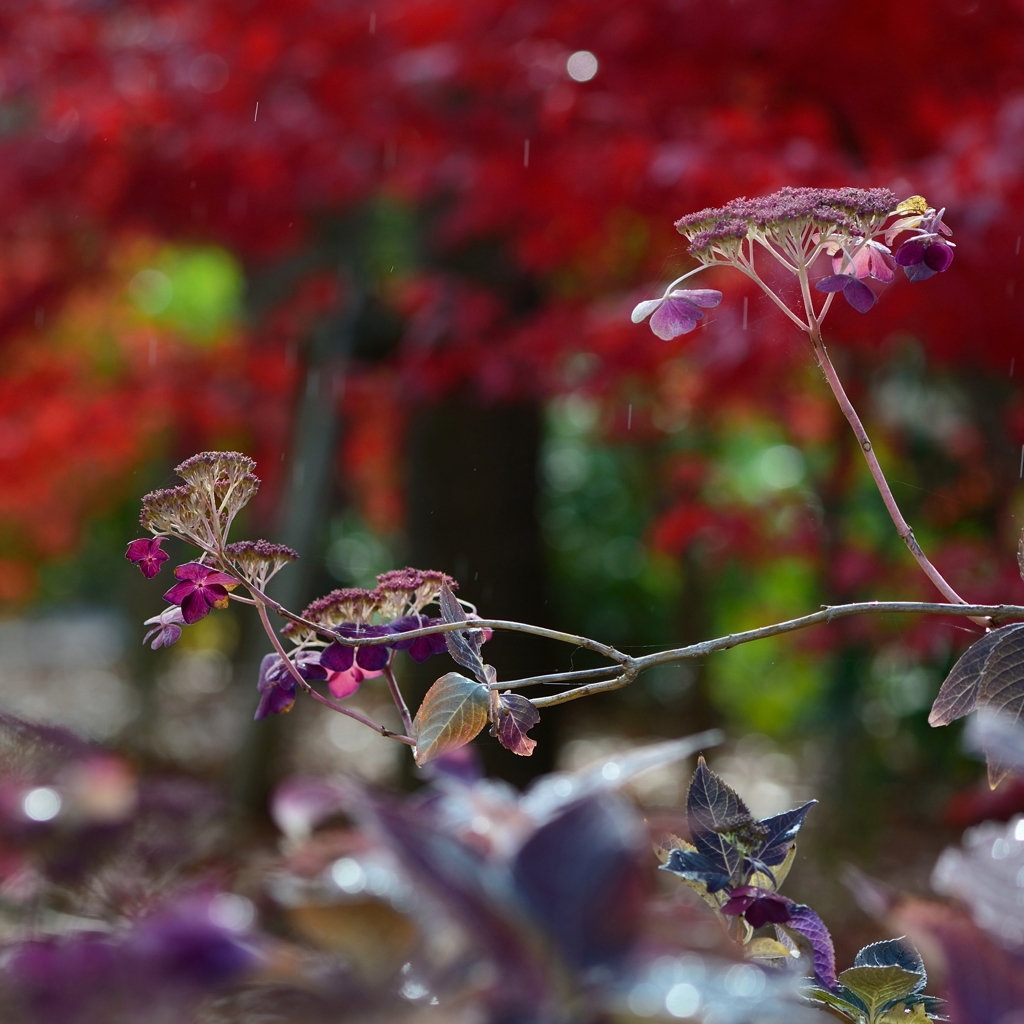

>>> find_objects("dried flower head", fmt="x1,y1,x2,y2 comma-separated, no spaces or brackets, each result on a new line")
138,452,261,552
676,187,897,260
174,451,257,489
139,485,204,536
282,587,383,641
375,567,458,617
224,540,299,586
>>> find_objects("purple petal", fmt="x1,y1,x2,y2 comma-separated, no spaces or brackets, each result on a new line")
319,641,354,672
745,896,793,928
842,277,877,313
894,239,927,266
408,636,434,662
180,591,212,625
924,241,954,272
815,274,853,294
675,288,722,309
787,905,837,989
163,581,195,605
255,685,296,720
903,261,937,283
649,297,701,340
150,624,182,649
173,562,238,586
356,643,390,671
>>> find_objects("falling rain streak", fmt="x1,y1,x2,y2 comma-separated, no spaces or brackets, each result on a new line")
524,139,530,168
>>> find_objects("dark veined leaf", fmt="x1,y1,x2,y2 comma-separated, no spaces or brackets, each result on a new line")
660,847,733,893
438,582,488,683
685,756,752,885
412,672,489,766
759,800,817,866
687,755,753,834
837,966,925,1020
853,937,926,978
785,904,837,989
930,625,1024,726
493,692,540,756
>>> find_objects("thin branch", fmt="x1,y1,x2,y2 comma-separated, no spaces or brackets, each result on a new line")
632,601,1019,672
806,320,979,616
382,660,414,737
490,665,623,690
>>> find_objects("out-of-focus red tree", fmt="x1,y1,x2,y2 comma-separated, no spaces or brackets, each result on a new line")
1,0,1023,601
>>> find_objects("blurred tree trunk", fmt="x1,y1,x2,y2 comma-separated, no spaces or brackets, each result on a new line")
405,396,557,782
231,283,360,823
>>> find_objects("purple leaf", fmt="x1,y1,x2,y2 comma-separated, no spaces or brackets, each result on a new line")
511,792,647,970
687,755,752,834
786,904,837,989
438,583,487,682
759,801,817,865
494,693,540,756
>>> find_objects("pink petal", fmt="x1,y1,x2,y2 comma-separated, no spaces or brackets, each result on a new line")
675,288,722,309
327,668,362,698
866,247,895,283
648,296,701,340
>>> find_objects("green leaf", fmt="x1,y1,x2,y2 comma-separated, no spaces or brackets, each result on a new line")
838,965,924,1021
805,986,865,1022
412,672,489,766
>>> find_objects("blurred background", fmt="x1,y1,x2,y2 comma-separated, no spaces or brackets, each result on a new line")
2,0,1024,965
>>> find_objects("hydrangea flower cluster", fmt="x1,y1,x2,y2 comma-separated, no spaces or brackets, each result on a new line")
632,189,954,339
124,451,478,732
265,568,464,714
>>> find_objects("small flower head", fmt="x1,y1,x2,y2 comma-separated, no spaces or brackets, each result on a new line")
125,537,169,579
374,567,458,617
894,236,955,281
163,562,239,624
721,886,794,928
282,587,382,641
174,451,257,489
676,187,896,260
142,605,185,649
828,238,895,283
631,288,723,341
885,200,955,282
224,540,298,587
254,652,327,720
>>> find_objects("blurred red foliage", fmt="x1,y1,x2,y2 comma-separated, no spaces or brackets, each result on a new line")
1,0,1023,599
